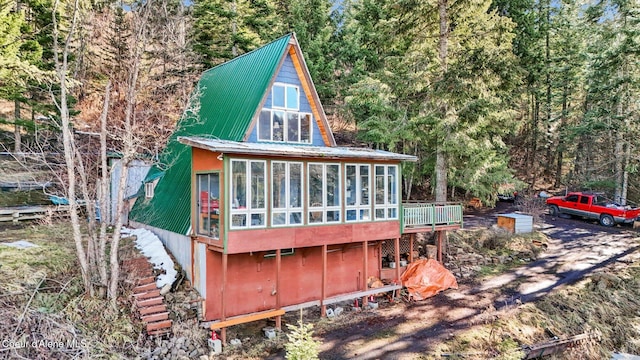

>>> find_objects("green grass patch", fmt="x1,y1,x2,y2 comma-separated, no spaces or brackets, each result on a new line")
0,189,51,206
0,221,140,358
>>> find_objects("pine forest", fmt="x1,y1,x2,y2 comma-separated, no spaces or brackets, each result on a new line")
2,0,639,204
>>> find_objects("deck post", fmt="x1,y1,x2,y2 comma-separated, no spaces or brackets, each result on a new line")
275,249,282,330
394,237,400,281
409,234,414,262
221,252,228,344
437,231,444,263
362,240,368,307
321,244,327,317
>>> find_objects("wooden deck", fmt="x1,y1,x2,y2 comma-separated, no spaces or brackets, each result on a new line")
0,205,69,223
402,203,463,233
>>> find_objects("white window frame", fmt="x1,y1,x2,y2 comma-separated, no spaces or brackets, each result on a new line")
258,110,313,143
271,161,304,227
196,173,220,238
229,159,267,229
374,164,399,221
257,83,312,143
272,83,300,111
144,182,155,199
307,163,341,224
345,164,371,222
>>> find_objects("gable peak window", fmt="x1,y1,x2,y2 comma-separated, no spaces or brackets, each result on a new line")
258,83,312,143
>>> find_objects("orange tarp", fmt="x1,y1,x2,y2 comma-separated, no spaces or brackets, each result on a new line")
400,259,458,300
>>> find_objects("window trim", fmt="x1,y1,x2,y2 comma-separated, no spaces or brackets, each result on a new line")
196,172,220,239
271,161,304,227
229,159,267,229
307,162,341,224
257,109,313,143
345,164,372,222
144,182,155,199
374,164,399,221
272,83,300,111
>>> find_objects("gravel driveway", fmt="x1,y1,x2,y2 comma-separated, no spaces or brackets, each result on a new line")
318,211,640,359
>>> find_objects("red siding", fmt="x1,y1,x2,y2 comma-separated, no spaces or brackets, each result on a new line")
226,222,399,254
204,242,382,321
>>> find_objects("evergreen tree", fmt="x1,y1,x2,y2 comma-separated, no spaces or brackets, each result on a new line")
0,0,47,151
191,0,280,68
278,0,338,105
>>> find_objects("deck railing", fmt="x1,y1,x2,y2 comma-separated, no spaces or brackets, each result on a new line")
402,202,463,232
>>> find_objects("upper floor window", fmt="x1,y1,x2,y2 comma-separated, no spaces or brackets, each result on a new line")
374,165,398,220
273,84,299,110
230,160,266,229
258,83,312,143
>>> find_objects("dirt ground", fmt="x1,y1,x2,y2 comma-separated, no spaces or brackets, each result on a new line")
311,204,640,359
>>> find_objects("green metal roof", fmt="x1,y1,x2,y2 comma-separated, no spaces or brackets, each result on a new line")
129,34,292,234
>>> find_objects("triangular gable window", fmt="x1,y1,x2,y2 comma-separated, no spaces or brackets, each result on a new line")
258,83,312,143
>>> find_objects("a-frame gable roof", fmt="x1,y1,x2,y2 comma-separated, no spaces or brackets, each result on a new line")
129,34,293,234
244,34,336,146
194,34,293,141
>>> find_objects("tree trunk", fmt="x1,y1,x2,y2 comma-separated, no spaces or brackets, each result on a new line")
231,0,238,57
14,99,21,153
555,85,568,187
529,97,539,190
109,4,147,303
98,82,112,298
52,0,92,296
435,0,448,203
614,97,624,203
544,0,552,177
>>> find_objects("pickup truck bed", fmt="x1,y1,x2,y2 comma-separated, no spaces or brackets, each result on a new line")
546,192,640,227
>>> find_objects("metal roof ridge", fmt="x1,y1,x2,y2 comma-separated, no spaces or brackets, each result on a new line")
201,34,293,75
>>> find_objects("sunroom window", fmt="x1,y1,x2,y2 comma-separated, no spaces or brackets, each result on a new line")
308,163,341,223
272,162,303,226
374,165,398,220
345,164,371,222
197,173,220,238
230,160,266,228
258,83,311,143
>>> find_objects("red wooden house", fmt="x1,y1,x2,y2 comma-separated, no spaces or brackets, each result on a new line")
129,34,463,339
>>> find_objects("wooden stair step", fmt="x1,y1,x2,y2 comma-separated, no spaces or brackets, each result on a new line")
137,297,164,307
122,257,148,266
142,312,169,323
133,289,161,299
133,282,158,293
138,304,167,315
138,276,157,285
147,328,171,337
146,319,173,332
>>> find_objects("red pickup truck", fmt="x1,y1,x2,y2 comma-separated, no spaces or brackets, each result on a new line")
546,192,640,227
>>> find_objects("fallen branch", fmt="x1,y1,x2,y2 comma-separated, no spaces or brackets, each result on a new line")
523,332,597,359
14,277,45,334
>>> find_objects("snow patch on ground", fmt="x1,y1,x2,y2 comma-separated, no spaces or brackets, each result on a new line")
0,240,39,249
122,227,177,288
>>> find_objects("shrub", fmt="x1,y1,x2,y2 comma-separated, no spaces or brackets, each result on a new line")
284,316,321,360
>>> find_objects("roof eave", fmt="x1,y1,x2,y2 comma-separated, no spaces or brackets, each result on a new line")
178,137,417,162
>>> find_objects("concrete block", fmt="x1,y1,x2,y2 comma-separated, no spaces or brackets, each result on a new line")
368,302,379,310
229,339,242,346
263,327,276,339
326,308,335,318
207,339,222,355
334,307,344,316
